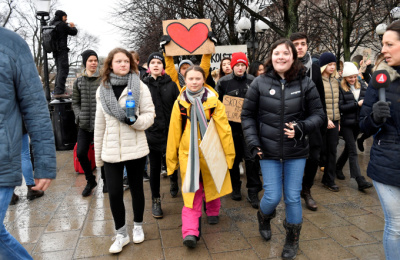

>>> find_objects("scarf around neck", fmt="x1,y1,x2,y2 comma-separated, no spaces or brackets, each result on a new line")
300,52,313,77
182,86,208,194
99,72,141,123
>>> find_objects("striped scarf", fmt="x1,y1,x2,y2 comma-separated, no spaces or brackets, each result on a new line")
182,87,208,193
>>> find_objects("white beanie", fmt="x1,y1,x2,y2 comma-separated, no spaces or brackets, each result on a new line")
342,62,359,77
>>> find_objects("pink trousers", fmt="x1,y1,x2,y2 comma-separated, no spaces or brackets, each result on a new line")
182,182,221,238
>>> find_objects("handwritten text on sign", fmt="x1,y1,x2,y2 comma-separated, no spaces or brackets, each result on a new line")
223,96,244,123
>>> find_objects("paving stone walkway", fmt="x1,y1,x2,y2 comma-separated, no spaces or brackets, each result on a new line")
6,138,385,259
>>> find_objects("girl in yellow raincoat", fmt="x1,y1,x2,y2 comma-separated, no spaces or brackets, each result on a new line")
166,65,235,248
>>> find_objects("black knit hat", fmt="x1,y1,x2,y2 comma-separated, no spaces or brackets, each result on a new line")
147,52,165,69
319,52,336,68
81,50,98,68
55,10,67,19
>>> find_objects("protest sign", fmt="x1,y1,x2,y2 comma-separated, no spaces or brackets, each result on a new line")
223,96,244,123
199,118,228,193
360,48,372,73
211,45,248,71
162,19,215,56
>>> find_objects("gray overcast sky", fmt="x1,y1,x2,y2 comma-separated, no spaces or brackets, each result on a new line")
58,0,126,57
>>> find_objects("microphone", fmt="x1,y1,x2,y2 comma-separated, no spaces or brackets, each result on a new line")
371,70,391,101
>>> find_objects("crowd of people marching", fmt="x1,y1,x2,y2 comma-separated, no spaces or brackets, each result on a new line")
1,9,400,260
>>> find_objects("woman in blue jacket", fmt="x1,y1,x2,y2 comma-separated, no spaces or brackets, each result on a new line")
359,20,400,260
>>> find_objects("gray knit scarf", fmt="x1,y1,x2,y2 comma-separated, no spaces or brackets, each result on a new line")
100,72,141,123
300,52,313,78
182,86,207,194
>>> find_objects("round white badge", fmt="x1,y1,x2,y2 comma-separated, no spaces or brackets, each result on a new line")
269,89,276,95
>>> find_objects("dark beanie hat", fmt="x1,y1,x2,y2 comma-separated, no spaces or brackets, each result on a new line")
147,52,165,68
319,52,337,68
81,50,98,68
55,10,67,19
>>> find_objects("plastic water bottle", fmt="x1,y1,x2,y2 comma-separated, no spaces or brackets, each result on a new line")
126,90,136,123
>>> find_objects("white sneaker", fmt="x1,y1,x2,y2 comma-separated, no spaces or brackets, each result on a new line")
109,234,129,253
132,226,145,244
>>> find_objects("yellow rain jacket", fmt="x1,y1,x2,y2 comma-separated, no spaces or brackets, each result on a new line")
164,54,212,91
166,85,235,208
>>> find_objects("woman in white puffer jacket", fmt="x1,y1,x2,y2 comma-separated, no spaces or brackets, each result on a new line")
94,48,155,254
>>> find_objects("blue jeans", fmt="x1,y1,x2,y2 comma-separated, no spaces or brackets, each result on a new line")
21,134,35,186
373,180,400,260
0,187,33,259
259,158,306,224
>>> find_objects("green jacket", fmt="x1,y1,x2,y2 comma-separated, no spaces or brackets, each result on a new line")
72,70,101,132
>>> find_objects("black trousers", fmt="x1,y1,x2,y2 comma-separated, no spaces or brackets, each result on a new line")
336,125,362,179
76,129,95,182
104,157,146,230
230,132,262,193
322,121,339,185
302,129,323,189
149,149,162,199
53,50,69,95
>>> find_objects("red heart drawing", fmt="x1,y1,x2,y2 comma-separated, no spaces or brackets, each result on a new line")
167,22,209,53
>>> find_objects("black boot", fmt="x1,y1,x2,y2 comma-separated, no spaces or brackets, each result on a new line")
82,179,97,197
170,178,179,197
282,219,302,260
231,180,242,201
247,192,260,209
152,197,163,218
257,209,276,241
9,192,19,205
301,187,318,211
335,169,345,180
356,176,373,191
357,138,364,152
27,185,44,200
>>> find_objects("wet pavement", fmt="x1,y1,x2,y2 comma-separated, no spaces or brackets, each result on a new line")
6,138,385,259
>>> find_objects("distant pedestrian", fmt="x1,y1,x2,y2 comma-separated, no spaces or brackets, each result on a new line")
248,61,265,77
241,39,324,260
360,20,400,260
319,52,341,192
72,50,106,196
50,10,78,99
336,62,373,191
216,52,263,208
142,52,179,219
166,65,235,248
216,57,232,82
0,26,56,260
94,48,155,254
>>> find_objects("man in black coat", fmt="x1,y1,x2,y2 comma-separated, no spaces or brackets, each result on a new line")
50,10,78,99
290,32,327,211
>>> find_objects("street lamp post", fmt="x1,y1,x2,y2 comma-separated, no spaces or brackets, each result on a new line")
376,7,400,41
34,0,51,102
236,4,270,63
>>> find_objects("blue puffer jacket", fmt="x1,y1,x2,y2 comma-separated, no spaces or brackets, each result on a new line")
0,27,56,186
359,62,400,187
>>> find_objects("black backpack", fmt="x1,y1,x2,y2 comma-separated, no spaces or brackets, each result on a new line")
42,21,60,53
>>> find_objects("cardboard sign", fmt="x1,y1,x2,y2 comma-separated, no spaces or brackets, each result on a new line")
360,48,372,73
223,96,244,123
163,19,215,56
211,45,248,71
199,118,228,193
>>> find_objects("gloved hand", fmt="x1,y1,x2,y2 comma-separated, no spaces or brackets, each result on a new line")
160,35,171,52
251,147,263,160
208,32,218,44
124,116,137,125
372,101,391,124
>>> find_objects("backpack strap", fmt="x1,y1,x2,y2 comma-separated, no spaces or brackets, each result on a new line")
178,101,216,136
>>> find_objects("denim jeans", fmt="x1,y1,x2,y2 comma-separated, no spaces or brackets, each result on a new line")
373,180,400,260
0,187,33,259
259,158,306,224
21,134,35,186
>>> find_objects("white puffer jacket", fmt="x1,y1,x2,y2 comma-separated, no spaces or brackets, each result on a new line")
94,80,155,167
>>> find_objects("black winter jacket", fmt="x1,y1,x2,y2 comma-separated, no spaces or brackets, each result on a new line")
142,73,179,151
72,71,101,132
360,62,400,187
50,20,77,51
339,82,366,127
216,72,254,135
241,70,325,160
